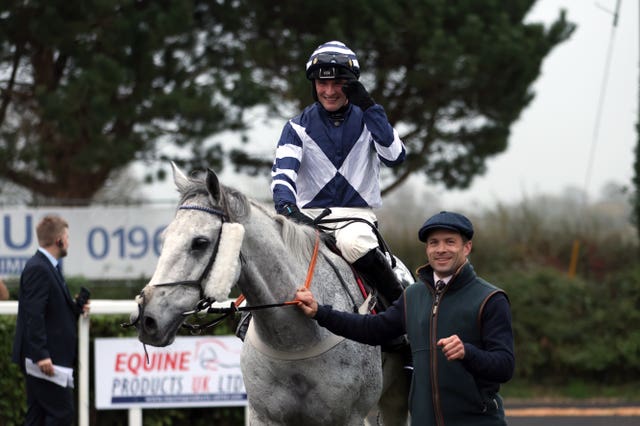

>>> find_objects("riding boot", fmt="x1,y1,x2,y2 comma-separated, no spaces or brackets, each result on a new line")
353,248,412,369
352,248,405,309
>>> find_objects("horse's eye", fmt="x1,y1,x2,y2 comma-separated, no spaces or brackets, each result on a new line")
191,237,210,251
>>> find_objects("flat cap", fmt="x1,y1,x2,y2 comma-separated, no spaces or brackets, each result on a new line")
418,211,474,242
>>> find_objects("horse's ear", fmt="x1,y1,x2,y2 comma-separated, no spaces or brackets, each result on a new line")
206,168,221,201
171,161,190,194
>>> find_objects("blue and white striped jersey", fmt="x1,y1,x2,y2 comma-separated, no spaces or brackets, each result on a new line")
271,102,406,213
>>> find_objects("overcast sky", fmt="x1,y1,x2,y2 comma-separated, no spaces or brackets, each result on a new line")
442,0,638,208
141,0,638,209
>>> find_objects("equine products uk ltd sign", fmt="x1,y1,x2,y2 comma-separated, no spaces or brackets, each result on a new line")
94,336,246,409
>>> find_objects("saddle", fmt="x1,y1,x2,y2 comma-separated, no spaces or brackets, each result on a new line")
313,209,415,311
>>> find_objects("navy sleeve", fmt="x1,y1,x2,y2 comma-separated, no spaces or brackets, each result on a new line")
271,123,302,212
461,292,515,383
364,105,406,167
314,296,406,346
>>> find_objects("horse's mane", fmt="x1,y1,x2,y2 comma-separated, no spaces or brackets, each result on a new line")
250,199,318,264
275,215,318,264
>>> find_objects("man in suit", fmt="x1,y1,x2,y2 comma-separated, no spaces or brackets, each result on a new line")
12,215,90,425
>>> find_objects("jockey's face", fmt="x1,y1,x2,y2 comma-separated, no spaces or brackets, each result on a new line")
425,230,472,279
315,79,348,112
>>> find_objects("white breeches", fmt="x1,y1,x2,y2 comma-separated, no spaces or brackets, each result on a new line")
303,207,379,263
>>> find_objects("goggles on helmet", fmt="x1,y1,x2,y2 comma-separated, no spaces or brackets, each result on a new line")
307,53,359,80
313,53,354,68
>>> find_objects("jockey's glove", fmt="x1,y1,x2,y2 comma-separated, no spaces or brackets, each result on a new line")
342,80,375,111
283,204,315,227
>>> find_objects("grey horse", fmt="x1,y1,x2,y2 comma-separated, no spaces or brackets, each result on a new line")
131,163,409,425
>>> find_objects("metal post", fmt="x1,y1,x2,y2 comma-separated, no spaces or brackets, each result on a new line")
129,407,143,426
78,315,90,426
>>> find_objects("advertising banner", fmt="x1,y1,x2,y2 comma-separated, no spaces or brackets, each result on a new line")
94,336,246,409
0,206,175,279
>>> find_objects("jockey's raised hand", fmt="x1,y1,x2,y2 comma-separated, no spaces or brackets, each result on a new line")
342,80,375,111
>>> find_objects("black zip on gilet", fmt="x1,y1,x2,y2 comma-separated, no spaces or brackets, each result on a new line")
404,263,507,426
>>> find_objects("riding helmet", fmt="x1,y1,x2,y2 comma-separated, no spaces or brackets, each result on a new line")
306,40,360,81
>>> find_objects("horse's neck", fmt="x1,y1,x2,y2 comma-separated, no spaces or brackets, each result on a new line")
244,286,326,354
239,222,306,304
239,218,345,351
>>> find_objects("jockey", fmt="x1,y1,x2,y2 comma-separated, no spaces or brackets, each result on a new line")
271,40,408,312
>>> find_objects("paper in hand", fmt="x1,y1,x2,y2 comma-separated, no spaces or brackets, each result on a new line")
25,358,74,388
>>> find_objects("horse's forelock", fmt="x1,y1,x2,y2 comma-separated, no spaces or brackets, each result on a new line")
178,173,249,221
177,173,208,203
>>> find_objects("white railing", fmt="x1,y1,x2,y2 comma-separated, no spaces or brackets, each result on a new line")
0,300,140,426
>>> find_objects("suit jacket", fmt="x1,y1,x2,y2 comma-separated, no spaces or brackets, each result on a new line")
12,251,80,370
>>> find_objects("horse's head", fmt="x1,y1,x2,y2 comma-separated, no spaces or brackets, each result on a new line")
131,163,247,346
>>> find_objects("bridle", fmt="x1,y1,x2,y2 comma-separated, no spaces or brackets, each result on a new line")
123,202,325,333
122,204,233,331
153,204,229,298
179,228,323,333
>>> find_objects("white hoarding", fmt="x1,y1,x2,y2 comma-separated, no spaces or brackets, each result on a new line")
0,207,175,279
94,336,246,409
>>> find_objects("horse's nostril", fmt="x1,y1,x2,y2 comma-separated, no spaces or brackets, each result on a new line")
143,315,158,332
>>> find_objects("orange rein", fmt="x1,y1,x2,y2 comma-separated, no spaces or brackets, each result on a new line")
233,230,321,308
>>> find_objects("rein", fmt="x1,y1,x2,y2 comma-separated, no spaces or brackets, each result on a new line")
181,230,322,332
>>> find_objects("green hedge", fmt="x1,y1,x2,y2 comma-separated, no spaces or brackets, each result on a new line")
491,266,640,385
0,316,26,425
